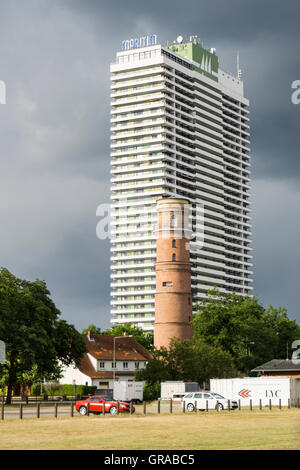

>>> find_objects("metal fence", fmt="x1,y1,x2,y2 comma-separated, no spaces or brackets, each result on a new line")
1,397,300,420
0,394,84,404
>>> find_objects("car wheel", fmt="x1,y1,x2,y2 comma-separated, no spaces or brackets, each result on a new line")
79,406,87,416
186,403,194,412
110,406,117,415
216,403,224,411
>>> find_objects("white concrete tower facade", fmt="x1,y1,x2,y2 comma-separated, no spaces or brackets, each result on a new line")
110,35,253,331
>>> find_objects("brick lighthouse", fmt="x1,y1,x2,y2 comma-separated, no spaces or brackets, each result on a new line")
154,198,193,349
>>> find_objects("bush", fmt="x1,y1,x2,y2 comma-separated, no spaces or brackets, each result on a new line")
30,383,97,396
31,384,45,396
143,381,161,402
57,384,97,396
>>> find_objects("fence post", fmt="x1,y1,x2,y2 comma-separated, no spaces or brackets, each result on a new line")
117,401,120,416
250,400,252,411
143,401,146,415
238,399,241,411
259,399,262,410
227,400,230,411
182,400,185,414
170,399,173,414
279,399,281,410
297,398,300,409
1,403,4,420
54,403,58,418
130,401,133,415
206,400,208,412
71,402,74,417
194,400,197,413
288,398,291,409
158,399,161,414
102,401,106,416
19,404,23,420
269,399,272,411
37,403,40,418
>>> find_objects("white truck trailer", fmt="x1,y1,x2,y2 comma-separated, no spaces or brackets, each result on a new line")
113,381,144,403
160,381,199,400
210,377,300,406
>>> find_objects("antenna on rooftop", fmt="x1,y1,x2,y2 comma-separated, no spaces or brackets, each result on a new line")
237,52,242,80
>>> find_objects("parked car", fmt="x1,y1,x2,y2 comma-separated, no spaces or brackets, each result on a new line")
182,391,238,411
75,395,134,415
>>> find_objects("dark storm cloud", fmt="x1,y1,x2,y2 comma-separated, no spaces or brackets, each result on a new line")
0,0,299,330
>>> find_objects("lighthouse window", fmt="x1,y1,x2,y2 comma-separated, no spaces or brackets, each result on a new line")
163,282,173,287
172,240,176,248
172,253,176,262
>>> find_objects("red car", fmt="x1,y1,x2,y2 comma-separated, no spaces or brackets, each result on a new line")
75,395,134,415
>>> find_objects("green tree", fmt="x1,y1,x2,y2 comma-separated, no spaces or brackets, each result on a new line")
81,324,102,334
0,268,87,404
136,338,235,387
192,288,300,374
262,306,300,359
102,323,153,351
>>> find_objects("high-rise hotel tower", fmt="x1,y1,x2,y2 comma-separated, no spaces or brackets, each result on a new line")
110,35,253,331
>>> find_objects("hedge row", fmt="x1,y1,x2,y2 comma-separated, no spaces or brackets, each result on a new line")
31,384,97,396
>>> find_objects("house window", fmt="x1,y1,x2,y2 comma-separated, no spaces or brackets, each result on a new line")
135,362,140,369
123,362,128,369
99,362,105,369
112,362,116,369
99,382,109,389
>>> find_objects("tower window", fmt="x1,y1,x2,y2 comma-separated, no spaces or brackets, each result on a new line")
172,240,176,248
172,253,176,262
163,282,173,287
171,215,176,227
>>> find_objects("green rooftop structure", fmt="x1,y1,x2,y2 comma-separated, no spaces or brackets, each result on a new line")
168,41,219,82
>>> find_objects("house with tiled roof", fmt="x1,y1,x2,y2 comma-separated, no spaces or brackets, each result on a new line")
252,359,300,378
59,331,153,390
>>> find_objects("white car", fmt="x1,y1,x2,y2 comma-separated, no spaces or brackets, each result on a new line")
182,391,238,411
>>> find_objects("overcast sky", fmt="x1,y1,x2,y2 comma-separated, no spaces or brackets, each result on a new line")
0,0,299,332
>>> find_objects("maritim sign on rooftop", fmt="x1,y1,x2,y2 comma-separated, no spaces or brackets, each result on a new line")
121,34,157,51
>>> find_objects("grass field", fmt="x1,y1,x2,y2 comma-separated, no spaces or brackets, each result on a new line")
0,408,300,450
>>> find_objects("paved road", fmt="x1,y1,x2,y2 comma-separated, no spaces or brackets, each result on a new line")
0,401,185,419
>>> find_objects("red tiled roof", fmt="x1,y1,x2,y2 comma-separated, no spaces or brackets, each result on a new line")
78,354,136,379
82,333,153,361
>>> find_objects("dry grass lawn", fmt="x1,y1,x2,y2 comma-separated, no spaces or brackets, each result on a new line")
0,409,300,450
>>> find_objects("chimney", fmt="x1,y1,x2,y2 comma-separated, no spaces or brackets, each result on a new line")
87,331,94,341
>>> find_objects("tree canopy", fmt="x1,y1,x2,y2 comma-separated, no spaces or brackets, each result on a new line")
81,324,102,335
192,288,300,374
136,338,235,389
0,268,87,403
